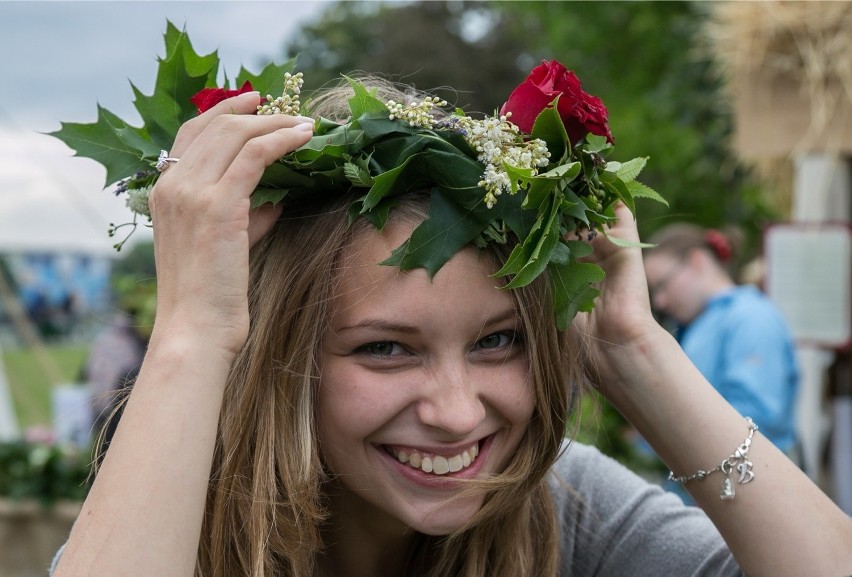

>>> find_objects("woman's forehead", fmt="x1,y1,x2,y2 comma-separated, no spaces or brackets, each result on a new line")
330,221,516,330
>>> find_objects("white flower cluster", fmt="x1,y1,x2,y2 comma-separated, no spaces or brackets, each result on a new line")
125,185,152,218
450,114,550,208
258,72,304,116
386,96,448,128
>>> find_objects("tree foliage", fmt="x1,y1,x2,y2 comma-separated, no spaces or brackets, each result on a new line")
285,1,528,115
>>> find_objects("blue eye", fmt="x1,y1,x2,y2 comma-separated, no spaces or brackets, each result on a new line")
359,341,403,357
475,331,518,350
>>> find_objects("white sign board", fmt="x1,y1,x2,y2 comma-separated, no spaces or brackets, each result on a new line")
765,224,852,349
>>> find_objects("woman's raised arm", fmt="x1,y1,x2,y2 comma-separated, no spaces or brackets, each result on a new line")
54,92,314,577
580,204,852,577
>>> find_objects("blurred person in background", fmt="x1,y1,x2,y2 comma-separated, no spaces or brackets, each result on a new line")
80,243,155,458
643,223,800,461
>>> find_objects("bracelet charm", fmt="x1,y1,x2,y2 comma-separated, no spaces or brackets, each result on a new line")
668,417,758,501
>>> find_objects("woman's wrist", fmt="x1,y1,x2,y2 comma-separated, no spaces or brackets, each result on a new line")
144,323,238,391
592,320,676,400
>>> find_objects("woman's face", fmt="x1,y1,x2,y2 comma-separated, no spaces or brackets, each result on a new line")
318,219,534,538
644,251,705,324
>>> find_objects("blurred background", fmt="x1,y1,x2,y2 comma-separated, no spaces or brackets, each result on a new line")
0,1,850,574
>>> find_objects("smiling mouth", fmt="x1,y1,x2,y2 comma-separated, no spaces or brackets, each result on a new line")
385,442,480,475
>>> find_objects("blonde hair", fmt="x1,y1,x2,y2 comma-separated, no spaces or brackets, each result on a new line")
192,79,589,577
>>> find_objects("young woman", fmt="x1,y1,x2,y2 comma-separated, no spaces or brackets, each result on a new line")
51,80,851,577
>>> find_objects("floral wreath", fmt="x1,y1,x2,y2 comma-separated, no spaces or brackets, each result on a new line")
51,22,664,329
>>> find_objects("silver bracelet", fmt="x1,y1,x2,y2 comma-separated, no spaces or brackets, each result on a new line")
668,417,758,500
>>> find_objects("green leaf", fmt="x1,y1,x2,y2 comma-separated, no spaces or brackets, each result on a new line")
115,125,161,160
530,100,569,162
134,22,219,144
537,161,581,180
48,106,151,187
565,239,594,258
344,75,389,117
354,196,397,230
584,134,612,154
599,172,635,214
561,188,591,224
251,188,290,208
603,233,655,249
614,156,648,183
503,163,536,194
522,178,559,211
343,161,374,187
501,197,562,289
236,57,297,99
381,186,491,276
627,179,668,205
550,259,606,329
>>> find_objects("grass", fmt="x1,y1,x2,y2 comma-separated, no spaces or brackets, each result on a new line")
1,345,89,430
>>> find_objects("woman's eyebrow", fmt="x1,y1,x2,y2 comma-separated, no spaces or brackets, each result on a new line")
333,319,421,334
480,307,520,330
333,307,518,335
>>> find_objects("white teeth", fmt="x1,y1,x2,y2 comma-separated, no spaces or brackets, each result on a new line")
389,443,479,475
433,456,449,475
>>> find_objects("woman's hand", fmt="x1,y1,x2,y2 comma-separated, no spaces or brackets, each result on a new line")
147,91,314,361
573,204,662,389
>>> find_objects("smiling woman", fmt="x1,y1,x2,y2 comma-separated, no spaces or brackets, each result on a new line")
48,23,852,577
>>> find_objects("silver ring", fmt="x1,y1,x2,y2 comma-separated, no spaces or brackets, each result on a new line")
156,149,180,172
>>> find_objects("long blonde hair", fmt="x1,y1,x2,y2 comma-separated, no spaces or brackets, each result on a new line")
195,80,589,577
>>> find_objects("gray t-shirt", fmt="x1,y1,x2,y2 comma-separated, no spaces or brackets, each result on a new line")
553,442,742,576
50,443,742,576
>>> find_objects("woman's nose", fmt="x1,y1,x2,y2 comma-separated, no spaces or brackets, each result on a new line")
416,365,486,438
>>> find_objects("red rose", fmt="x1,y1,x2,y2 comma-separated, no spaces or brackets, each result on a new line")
190,80,256,114
500,60,613,144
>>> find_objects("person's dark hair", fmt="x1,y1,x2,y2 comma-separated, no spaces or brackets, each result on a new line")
646,223,743,275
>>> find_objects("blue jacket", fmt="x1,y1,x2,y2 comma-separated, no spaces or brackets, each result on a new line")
678,286,799,452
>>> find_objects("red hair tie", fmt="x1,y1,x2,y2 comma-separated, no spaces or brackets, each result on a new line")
705,229,731,262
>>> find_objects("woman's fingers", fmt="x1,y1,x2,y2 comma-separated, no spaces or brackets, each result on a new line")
165,115,314,187
170,91,262,156
218,122,314,194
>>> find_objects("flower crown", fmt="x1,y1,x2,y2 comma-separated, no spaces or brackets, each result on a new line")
51,22,664,329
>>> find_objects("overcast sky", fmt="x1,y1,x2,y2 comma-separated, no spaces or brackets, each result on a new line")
0,0,331,253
